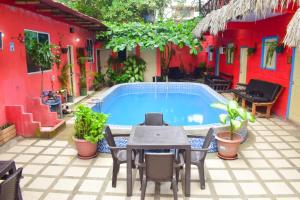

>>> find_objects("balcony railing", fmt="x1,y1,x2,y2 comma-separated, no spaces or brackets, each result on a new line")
199,0,231,16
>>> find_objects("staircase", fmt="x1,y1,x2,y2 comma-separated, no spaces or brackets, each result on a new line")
199,0,231,16
5,98,65,138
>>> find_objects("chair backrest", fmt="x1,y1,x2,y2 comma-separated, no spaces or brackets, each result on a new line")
144,113,164,126
201,128,215,159
104,126,119,159
0,168,23,200
145,153,174,182
104,126,116,147
246,79,282,101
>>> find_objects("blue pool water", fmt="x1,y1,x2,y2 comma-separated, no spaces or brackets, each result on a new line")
92,83,227,126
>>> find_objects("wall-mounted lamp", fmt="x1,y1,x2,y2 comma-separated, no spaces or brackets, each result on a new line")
75,38,80,42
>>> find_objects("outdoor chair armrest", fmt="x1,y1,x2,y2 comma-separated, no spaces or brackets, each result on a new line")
191,148,209,152
186,134,205,139
112,134,130,137
107,145,127,151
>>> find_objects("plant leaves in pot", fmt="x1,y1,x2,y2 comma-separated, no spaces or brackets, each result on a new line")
74,105,108,159
211,100,255,160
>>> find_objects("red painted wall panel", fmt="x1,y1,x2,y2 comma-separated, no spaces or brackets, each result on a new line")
169,35,217,74
0,3,97,125
217,14,294,118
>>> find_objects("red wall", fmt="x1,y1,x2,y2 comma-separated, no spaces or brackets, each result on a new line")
217,13,295,118
0,3,98,125
169,35,217,73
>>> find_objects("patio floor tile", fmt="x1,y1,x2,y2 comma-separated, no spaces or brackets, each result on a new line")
265,182,295,195
41,165,66,176
23,164,45,175
63,166,87,177
247,159,271,168
28,177,55,190
212,182,239,195
278,169,300,180
52,178,79,191
22,190,43,200
87,167,110,178
226,159,248,168
41,147,63,155
43,192,70,200
208,170,231,180
239,182,267,195
31,155,54,164
52,156,74,165
232,170,256,181
269,159,293,168
24,147,45,154
256,169,281,180
78,179,103,192
72,194,97,200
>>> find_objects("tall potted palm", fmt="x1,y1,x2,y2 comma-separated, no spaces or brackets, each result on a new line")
74,105,108,159
212,100,255,160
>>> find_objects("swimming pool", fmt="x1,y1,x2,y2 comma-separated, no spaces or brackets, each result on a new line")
92,82,227,128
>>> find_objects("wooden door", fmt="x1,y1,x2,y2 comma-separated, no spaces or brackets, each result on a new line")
67,45,76,96
239,47,248,84
289,47,300,123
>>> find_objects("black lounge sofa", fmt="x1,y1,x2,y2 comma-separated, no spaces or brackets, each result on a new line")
204,72,233,93
168,67,184,80
232,79,282,118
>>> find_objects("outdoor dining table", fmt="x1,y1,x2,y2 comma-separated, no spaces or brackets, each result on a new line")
126,126,191,197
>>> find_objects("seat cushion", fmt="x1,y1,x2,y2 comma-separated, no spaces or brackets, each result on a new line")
116,150,135,162
246,79,281,102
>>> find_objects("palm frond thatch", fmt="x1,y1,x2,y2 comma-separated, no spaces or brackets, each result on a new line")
283,8,300,47
193,0,300,37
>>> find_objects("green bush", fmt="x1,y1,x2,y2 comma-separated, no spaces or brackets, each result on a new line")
74,105,108,144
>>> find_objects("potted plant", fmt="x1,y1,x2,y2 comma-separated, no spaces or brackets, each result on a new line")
276,43,285,53
74,105,108,159
0,123,16,145
211,100,255,160
247,47,256,56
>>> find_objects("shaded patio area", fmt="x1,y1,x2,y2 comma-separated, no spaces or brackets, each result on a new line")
1,115,300,200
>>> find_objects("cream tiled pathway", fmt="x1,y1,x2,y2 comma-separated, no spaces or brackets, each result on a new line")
0,117,300,200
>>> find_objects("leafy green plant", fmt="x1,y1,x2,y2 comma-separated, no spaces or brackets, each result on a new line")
58,63,71,92
211,100,255,140
123,56,146,82
74,105,108,144
247,47,256,56
266,41,277,66
199,62,206,69
99,18,202,77
25,39,60,94
93,72,106,90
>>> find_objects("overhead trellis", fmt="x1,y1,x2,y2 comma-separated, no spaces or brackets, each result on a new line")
193,0,300,37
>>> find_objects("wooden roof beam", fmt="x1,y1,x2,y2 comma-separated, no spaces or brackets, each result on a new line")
36,8,60,12
15,0,40,4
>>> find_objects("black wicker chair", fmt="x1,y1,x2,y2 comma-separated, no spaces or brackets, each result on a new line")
139,113,169,126
0,168,23,200
137,153,184,200
104,126,136,188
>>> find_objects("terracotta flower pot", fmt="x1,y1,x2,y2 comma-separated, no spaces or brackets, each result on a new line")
215,131,243,160
73,136,97,159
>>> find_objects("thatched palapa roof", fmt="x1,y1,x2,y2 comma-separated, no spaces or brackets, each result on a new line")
283,8,300,47
193,0,300,37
